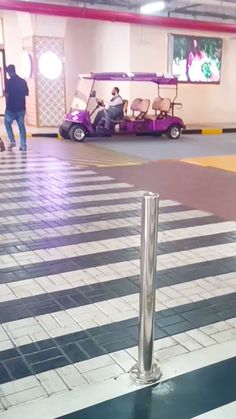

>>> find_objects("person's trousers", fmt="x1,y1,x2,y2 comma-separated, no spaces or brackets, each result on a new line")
93,109,113,130
4,110,27,150
93,110,106,129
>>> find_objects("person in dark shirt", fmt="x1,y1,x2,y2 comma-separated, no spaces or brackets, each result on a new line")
4,64,29,151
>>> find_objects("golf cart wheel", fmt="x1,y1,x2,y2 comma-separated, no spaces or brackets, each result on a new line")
69,125,86,142
167,124,181,140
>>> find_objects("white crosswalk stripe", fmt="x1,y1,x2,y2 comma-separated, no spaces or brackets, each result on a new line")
0,179,121,197
0,172,103,180
1,274,236,349
1,236,235,270
0,206,210,227
0,218,234,246
0,191,144,212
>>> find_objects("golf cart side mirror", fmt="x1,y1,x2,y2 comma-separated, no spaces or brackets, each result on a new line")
90,90,96,98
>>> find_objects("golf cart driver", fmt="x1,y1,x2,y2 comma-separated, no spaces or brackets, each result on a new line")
93,87,123,132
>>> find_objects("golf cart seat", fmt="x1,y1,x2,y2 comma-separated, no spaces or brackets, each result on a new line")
159,98,171,116
125,98,150,121
139,99,150,119
146,97,171,120
122,99,128,116
124,98,143,121
146,97,162,120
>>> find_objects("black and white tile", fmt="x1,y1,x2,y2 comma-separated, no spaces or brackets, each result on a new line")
0,150,236,418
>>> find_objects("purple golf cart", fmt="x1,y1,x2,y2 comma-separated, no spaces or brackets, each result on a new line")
59,72,185,142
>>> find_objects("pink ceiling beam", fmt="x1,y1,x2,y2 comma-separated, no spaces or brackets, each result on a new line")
1,0,236,33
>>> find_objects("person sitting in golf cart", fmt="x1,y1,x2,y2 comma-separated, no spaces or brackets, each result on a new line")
93,87,123,131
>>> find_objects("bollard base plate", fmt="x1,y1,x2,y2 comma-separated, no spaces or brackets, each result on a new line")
130,363,162,385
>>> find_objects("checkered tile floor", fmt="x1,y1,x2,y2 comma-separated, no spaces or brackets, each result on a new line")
0,150,236,418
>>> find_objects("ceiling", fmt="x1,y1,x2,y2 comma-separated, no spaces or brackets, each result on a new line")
20,0,236,23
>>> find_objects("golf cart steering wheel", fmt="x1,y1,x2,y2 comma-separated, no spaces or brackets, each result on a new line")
96,98,105,107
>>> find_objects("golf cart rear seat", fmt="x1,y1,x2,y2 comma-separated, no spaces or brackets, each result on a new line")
125,98,150,121
146,97,171,120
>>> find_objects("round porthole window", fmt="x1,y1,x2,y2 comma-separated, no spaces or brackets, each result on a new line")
22,52,32,80
38,51,63,80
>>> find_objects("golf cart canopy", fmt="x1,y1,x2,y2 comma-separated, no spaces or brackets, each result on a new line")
79,72,178,85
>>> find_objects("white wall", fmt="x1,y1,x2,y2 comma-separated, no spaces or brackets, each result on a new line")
64,19,97,109
17,12,33,38
93,21,130,101
64,19,130,110
3,12,23,73
33,14,67,37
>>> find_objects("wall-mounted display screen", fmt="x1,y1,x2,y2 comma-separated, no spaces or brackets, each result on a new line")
168,34,223,83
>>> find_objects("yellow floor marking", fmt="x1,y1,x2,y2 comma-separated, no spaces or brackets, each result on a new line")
202,128,223,135
182,155,236,173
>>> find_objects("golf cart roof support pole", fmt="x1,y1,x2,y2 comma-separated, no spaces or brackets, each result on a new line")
86,79,95,112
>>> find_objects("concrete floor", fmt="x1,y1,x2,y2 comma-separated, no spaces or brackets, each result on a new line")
92,134,236,161
27,134,236,165
26,134,236,221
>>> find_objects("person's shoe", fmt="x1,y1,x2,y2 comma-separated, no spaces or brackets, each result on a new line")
7,143,16,150
19,147,27,151
0,138,5,152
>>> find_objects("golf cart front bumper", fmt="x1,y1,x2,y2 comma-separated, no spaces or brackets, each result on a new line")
59,121,72,138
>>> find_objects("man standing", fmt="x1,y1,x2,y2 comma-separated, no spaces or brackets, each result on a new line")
4,65,29,151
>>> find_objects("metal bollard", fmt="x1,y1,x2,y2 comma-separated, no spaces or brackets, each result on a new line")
130,192,162,385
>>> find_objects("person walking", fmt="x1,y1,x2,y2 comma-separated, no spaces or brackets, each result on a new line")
4,64,29,151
